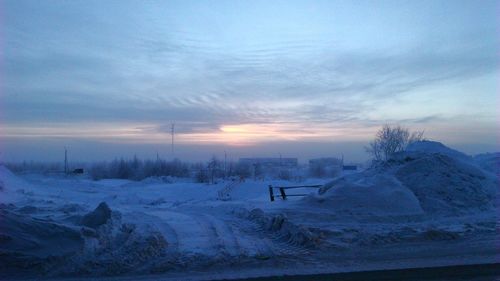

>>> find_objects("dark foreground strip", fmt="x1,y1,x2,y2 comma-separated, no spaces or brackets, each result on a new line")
216,263,500,281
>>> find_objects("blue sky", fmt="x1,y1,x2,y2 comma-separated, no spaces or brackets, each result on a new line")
0,0,498,162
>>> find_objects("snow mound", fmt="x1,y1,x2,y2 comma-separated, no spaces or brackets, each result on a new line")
313,174,423,216
406,140,471,161
315,143,497,216
81,202,112,229
0,207,84,276
474,153,500,175
0,165,33,203
236,208,322,247
395,153,496,214
66,215,169,276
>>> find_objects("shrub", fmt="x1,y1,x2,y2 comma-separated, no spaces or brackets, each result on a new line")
366,124,424,161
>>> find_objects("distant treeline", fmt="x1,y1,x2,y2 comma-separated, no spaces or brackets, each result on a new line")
5,161,64,174
4,156,342,182
3,157,256,181
88,158,191,180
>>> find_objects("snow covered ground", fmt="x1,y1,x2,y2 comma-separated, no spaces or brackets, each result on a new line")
0,141,498,280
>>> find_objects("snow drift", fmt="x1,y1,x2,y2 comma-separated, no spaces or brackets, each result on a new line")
314,141,497,216
0,165,34,203
0,206,84,276
394,152,496,214
311,174,423,215
474,152,500,175
80,202,112,228
406,140,471,161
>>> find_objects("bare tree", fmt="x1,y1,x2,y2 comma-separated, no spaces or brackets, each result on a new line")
366,125,424,161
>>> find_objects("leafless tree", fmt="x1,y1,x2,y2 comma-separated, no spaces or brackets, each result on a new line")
366,125,424,161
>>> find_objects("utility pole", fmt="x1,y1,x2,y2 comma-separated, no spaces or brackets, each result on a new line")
224,150,227,179
171,123,175,158
64,147,68,174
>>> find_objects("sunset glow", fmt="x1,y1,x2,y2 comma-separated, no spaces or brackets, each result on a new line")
1,0,497,162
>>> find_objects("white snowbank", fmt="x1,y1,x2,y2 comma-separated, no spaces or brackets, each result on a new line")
406,140,471,161
395,153,497,214
313,141,497,216
310,174,423,215
80,202,112,228
0,207,84,275
474,152,500,175
0,165,34,203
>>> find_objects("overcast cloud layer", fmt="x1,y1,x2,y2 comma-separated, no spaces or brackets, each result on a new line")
0,0,498,162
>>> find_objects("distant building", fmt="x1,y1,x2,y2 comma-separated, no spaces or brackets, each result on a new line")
239,158,298,168
308,157,343,178
308,157,343,167
72,168,84,174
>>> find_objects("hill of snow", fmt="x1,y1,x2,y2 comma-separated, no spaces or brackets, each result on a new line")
474,152,500,175
314,141,497,216
309,174,423,216
0,165,35,204
406,140,471,161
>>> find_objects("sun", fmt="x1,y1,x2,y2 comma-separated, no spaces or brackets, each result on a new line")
219,125,249,133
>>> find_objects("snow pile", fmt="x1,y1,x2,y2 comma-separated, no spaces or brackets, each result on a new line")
0,165,33,203
0,206,84,276
0,199,172,277
80,202,112,228
394,153,496,214
313,174,423,216
474,153,500,175
314,141,497,216
70,219,169,276
235,208,322,247
406,140,471,161
55,202,170,276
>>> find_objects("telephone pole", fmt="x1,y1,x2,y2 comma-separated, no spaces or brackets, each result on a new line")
171,123,175,158
224,150,227,179
64,147,68,174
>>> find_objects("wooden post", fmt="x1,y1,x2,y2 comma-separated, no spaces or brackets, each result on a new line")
269,185,274,201
279,187,287,200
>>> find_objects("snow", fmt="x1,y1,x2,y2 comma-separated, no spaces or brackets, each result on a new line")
406,140,471,161
0,141,498,279
81,202,112,228
394,153,497,215
474,152,500,175
308,174,424,215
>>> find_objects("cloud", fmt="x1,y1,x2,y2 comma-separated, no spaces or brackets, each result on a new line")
1,0,498,152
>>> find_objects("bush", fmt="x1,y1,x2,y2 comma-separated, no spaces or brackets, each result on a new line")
366,125,424,161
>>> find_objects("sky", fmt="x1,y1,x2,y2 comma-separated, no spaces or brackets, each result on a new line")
0,0,498,163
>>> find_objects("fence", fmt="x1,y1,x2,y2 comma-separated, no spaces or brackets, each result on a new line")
217,179,244,201
268,184,322,201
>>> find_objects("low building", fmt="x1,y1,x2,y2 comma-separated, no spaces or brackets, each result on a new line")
308,157,343,167
239,158,298,168
308,157,343,178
